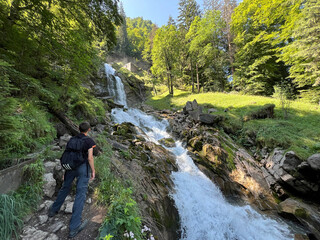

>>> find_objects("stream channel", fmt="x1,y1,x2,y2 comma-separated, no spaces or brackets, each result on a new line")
104,63,301,240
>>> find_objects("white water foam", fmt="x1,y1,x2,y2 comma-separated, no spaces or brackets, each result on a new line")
107,64,294,240
104,63,127,107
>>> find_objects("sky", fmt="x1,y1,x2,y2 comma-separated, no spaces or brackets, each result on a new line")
120,0,204,27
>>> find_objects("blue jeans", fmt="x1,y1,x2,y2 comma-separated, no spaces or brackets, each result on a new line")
51,163,90,231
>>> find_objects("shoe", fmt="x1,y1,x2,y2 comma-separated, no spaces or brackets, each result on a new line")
48,207,58,218
68,220,88,238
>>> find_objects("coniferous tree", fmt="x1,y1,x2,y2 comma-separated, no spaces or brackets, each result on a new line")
167,16,176,26
177,0,201,92
177,0,201,32
116,3,130,56
204,0,237,76
281,0,320,103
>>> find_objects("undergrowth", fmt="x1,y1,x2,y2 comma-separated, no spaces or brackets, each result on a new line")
95,136,143,240
0,159,44,240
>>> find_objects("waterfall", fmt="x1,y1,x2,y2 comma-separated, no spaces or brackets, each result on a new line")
106,63,295,240
104,63,127,107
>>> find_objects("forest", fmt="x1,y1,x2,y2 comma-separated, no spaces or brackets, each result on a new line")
115,0,320,102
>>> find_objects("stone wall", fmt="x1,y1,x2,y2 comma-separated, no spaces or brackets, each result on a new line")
0,158,37,194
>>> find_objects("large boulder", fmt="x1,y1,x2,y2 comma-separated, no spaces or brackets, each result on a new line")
199,113,223,125
307,153,320,172
280,151,302,173
278,198,320,240
244,104,275,121
43,173,56,198
58,134,72,148
264,149,320,197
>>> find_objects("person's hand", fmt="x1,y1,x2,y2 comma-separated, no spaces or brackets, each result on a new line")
90,169,95,180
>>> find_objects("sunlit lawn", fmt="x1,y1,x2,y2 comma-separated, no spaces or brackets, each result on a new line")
146,88,320,160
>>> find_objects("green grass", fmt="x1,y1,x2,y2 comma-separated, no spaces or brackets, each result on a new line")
146,90,320,160
0,159,44,240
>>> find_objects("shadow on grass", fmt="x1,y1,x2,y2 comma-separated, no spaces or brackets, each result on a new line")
221,104,320,159
146,92,191,110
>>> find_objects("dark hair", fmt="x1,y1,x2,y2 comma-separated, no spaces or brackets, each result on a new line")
79,122,91,133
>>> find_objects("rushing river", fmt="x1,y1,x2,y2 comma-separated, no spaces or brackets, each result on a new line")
105,63,295,240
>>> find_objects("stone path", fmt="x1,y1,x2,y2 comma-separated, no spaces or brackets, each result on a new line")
21,137,106,240
21,196,106,240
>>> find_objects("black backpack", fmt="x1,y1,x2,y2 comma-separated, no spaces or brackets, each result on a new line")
60,135,88,170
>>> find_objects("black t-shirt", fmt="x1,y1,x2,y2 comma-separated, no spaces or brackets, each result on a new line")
78,133,96,162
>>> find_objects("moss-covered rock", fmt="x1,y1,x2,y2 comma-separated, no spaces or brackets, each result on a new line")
244,104,275,121
159,138,176,148
188,136,203,152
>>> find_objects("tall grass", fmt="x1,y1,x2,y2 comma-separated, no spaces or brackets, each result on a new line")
0,159,44,239
146,90,320,159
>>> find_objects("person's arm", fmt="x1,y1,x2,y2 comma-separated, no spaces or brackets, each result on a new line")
88,148,95,180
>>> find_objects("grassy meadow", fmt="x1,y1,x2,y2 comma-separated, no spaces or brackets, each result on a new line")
146,89,320,160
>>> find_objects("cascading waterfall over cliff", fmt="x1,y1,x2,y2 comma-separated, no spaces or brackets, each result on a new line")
105,63,295,240
104,63,127,107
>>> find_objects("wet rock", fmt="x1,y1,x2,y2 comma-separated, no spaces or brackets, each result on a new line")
159,138,176,148
110,135,179,240
43,173,56,198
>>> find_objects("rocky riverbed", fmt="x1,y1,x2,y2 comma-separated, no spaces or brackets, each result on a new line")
145,99,320,240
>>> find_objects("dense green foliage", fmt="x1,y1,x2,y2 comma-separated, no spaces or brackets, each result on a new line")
146,90,320,160
0,0,122,165
151,25,181,95
231,0,319,99
114,16,155,59
187,10,228,92
127,0,320,103
0,158,44,239
95,136,142,240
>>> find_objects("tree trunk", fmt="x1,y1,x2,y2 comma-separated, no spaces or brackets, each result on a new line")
49,108,80,136
196,63,200,93
167,72,170,93
191,58,195,93
170,74,174,95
